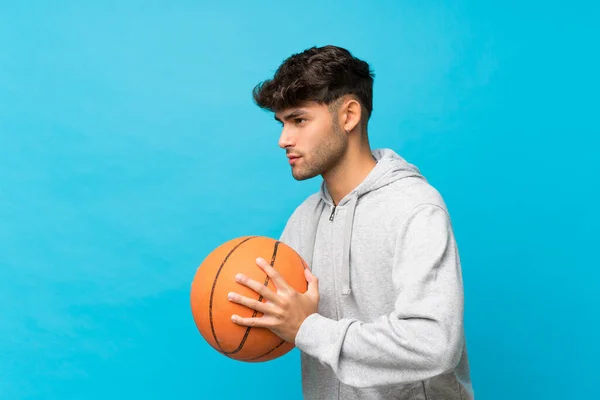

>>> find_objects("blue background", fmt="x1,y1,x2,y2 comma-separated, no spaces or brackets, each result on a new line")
1,1,598,399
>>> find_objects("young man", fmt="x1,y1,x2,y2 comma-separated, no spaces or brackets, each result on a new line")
227,45,474,399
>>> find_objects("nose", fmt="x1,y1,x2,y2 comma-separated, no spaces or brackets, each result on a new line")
278,126,294,149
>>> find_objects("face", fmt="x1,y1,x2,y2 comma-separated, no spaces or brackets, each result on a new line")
275,102,347,181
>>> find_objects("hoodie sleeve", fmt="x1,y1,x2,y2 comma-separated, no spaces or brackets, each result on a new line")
293,203,465,388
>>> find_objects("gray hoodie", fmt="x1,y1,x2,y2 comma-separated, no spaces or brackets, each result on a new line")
279,148,474,400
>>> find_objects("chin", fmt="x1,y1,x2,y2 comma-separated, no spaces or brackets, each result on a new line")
292,168,320,181
291,172,309,181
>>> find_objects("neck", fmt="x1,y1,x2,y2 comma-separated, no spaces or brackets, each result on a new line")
322,143,377,205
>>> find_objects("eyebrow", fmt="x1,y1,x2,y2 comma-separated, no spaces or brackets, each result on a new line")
274,109,308,123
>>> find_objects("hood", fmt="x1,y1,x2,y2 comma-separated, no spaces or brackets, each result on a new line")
304,148,424,295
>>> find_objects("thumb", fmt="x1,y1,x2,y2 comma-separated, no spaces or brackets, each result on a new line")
304,268,319,294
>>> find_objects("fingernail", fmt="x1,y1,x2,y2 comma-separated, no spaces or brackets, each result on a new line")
228,292,234,300
235,273,243,281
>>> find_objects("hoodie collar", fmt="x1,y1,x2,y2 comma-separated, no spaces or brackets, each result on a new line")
304,148,423,295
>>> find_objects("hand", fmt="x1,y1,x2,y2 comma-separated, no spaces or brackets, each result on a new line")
228,257,319,344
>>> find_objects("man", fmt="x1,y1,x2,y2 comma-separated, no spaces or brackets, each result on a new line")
227,45,474,399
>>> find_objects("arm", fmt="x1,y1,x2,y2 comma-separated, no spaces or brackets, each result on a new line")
293,204,465,388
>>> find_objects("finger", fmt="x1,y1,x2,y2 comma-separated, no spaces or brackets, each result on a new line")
228,292,273,314
230,314,271,328
235,273,279,303
256,257,291,292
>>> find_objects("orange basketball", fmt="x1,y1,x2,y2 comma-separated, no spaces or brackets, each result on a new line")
190,235,308,362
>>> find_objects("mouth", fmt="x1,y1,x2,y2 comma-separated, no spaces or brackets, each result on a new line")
287,155,301,165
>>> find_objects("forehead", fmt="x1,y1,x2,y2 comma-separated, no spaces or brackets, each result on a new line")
274,102,328,120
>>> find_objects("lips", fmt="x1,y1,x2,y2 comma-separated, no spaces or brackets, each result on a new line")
287,154,301,165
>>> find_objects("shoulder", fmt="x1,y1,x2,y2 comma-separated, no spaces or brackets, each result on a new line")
372,180,457,249
278,192,321,244
359,176,452,231
386,176,450,215
286,192,321,222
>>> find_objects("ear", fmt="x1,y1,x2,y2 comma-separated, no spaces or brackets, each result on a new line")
340,97,362,134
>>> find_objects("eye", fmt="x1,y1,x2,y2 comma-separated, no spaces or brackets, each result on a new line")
294,118,307,125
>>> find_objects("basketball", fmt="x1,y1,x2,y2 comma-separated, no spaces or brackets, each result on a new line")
190,235,309,362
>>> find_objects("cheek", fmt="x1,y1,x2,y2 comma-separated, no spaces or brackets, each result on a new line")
306,126,330,149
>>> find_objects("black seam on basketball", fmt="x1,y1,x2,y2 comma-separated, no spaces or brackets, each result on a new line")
296,251,309,291
209,236,258,353
222,240,280,356
244,338,286,361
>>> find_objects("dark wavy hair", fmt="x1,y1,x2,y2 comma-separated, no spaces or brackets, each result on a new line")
252,45,375,122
